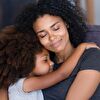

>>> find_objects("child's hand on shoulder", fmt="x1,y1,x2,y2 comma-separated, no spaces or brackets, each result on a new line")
79,42,100,50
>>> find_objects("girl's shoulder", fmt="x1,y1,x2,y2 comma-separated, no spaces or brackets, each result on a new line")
8,78,26,93
8,77,44,100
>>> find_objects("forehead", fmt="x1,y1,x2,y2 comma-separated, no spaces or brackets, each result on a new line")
36,48,49,59
33,14,62,31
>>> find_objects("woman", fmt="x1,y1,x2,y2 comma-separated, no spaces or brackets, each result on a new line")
0,25,93,100
15,0,100,99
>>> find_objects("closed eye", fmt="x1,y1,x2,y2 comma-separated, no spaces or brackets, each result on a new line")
43,57,48,62
38,32,48,38
53,27,60,31
52,24,60,31
44,55,50,62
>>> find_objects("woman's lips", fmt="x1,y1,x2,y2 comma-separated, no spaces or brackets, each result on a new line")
51,39,62,48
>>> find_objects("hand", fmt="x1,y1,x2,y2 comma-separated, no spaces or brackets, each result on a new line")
85,42,99,49
80,42,100,50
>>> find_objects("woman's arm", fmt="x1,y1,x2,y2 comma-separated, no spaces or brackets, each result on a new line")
66,70,100,100
23,43,99,92
0,88,8,100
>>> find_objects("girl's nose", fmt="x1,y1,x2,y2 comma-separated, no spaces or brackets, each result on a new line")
49,60,54,72
49,60,54,67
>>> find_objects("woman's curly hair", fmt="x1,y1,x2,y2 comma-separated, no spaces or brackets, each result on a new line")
0,25,43,89
15,0,88,47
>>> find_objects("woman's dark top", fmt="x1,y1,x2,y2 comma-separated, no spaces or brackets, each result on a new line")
42,48,100,100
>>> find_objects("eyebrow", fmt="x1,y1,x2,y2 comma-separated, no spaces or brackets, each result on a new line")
50,21,60,28
37,30,44,34
41,54,48,58
37,21,60,34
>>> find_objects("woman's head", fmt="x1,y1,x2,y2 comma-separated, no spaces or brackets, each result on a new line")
0,25,44,88
16,0,87,48
33,14,70,53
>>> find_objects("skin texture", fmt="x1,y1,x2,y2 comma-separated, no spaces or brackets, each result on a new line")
33,14,100,99
0,88,8,100
24,42,98,92
14,0,100,99
33,49,54,75
23,43,86,92
33,14,73,63
66,70,100,100
1,0,100,99
33,15,70,53
1,26,98,99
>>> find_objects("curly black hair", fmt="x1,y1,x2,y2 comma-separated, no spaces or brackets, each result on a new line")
15,0,88,47
0,25,43,89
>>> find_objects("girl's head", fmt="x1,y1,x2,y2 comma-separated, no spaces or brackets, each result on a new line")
33,48,54,76
16,0,87,49
0,25,53,89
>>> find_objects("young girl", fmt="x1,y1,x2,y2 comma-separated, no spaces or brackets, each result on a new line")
0,25,98,100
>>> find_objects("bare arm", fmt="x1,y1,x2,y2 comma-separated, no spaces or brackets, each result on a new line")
24,43,99,92
65,70,100,100
0,88,8,100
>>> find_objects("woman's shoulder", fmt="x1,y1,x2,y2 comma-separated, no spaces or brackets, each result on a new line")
79,48,100,71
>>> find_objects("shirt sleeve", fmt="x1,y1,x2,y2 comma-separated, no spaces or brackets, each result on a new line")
15,78,26,93
80,48,100,72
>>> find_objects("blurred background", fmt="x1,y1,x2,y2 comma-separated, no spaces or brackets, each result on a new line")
80,0,100,25
0,0,38,28
0,0,100,29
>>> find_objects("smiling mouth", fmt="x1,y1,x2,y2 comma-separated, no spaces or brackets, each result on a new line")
51,39,62,48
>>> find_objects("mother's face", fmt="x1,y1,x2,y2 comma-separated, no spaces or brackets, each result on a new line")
33,14,70,53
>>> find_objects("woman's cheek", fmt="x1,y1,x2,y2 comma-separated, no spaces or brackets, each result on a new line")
40,38,49,46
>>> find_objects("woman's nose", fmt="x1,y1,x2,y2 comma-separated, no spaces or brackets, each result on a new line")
49,35,55,41
48,31,56,41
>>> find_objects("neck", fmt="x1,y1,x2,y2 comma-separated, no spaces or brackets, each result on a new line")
55,42,74,63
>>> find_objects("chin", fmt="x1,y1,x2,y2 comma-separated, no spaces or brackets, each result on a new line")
35,72,47,76
54,46,65,53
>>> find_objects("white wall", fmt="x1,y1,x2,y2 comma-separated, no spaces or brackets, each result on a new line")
94,0,100,25
80,0,100,25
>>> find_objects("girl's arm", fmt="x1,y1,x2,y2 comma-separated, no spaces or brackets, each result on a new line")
65,70,100,100
23,43,99,92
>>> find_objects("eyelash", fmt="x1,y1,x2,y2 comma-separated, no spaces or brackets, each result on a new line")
44,55,50,62
39,26,60,38
53,26,60,31
39,34,47,38
38,31,48,38
44,59,48,62
44,58,48,62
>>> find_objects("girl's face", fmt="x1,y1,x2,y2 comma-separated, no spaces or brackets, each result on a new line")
33,14,70,53
33,49,54,76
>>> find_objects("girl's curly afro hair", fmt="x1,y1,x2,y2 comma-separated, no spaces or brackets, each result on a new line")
0,25,43,89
